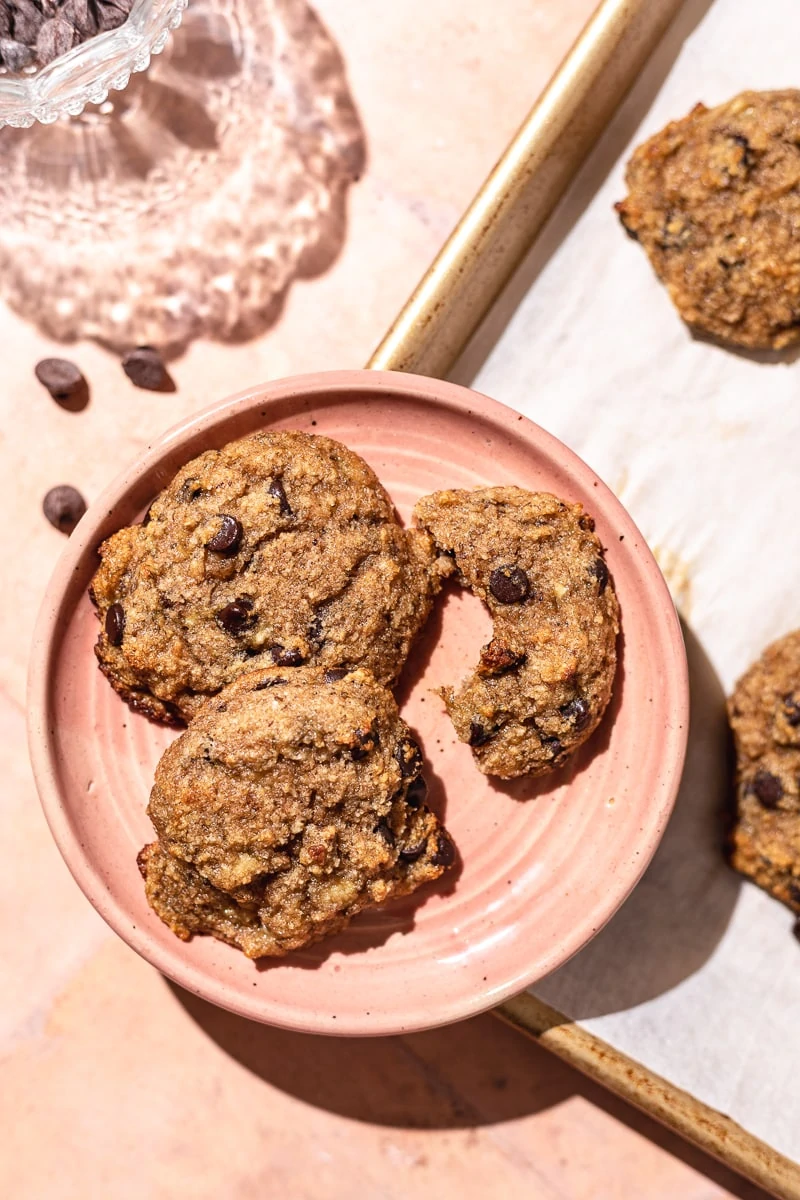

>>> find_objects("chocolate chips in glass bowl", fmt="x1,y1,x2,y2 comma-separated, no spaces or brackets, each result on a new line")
0,0,134,74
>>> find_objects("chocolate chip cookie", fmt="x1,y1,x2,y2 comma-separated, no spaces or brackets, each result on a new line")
140,665,455,957
616,90,800,349
728,630,800,923
414,487,619,779
90,431,449,724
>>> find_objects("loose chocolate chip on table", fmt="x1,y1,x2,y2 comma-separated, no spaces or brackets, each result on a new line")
270,644,305,667
42,484,86,534
395,737,423,777
560,696,591,732
404,776,427,808
750,769,783,809
206,514,243,555
399,838,427,863
267,477,292,517
105,602,125,646
36,17,74,65
590,558,610,593
35,357,86,403
122,346,170,391
0,37,33,71
323,667,350,683
216,599,254,634
783,694,800,727
431,831,456,869
489,565,530,605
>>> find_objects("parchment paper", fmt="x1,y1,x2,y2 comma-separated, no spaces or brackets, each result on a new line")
458,0,800,1162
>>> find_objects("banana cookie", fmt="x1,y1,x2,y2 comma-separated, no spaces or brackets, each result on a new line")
90,431,449,724
414,487,619,780
140,665,455,957
728,630,800,925
616,90,800,349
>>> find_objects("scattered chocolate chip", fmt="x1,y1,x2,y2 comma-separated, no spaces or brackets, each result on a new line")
542,736,564,760
122,346,170,391
783,694,800,727
374,819,395,846
252,677,287,690
478,640,526,678
323,667,350,683
395,737,423,777
489,565,530,605
469,721,495,747
578,513,596,531
399,838,427,863
268,477,292,517
35,357,86,404
270,644,305,667
36,16,74,64
206,514,243,555
43,484,86,534
560,696,591,732
750,770,783,809
590,558,610,593
431,831,456,869
404,776,428,808
0,36,33,70
216,599,254,634
105,602,125,646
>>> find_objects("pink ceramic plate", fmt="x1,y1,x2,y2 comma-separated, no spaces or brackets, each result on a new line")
28,371,688,1036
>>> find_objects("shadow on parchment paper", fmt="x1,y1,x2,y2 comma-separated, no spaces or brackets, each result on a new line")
538,620,740,1019
449,0,716,389
0,0,365,356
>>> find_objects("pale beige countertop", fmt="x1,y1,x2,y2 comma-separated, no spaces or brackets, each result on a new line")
0,2,768,1196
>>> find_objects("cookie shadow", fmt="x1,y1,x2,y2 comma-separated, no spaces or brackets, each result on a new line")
536,620,740,1017
449,0,717,388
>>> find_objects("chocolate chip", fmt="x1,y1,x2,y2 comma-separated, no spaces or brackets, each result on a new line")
270,644,305,667
404,776,428,808
374,819,395,846
60,0,98,37
178,479,205,503
542,736,564,760
35,358,86,403
105,602,125,646
399,838,427,862
36,17,74,65
590,558,609,593
431,831,456,869
750,770,783,809
252,677,287,690
0,37,33,71
578,513,596,532
395,737,423,777
308,614,324,646
783,694,800,727
560,696,591,732
43,484,86,534
469,721,496,747
730,132,756,172
206,515,242,555
489,565,530,605
478,640,526,677
216,599,254,634
122,346,170,391
12,0,43,44
268,477,292,517
323,667,350,683
350,726,379,760
94,0,132,32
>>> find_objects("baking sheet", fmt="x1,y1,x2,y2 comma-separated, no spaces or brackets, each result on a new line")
456,0,800,1163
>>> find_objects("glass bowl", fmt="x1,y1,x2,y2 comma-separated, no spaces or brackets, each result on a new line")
0,0,188,128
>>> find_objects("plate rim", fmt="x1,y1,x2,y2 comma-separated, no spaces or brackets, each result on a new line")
26,369,689,1035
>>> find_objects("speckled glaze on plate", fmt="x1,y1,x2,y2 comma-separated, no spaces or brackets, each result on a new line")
27,371,688,1036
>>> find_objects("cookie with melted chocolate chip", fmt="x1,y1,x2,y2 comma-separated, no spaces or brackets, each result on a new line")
90,430,450,724
414,486,619,779
616,90,800,350
728,630,800,918
140,666,454,957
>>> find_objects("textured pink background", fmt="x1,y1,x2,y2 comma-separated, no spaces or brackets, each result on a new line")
4,1,768,1196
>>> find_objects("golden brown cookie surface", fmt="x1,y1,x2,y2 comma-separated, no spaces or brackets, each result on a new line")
617,90,800,349
141,666,454,957
728,630,800,920
414,487,618,780
90,430,448,724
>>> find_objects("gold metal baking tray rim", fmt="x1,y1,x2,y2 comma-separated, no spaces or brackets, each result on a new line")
366,0,799,1194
